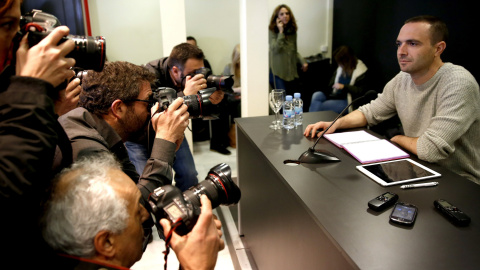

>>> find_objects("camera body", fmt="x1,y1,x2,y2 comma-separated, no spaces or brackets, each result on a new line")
152,87,219,119
148,163,241,235
18,10,106,72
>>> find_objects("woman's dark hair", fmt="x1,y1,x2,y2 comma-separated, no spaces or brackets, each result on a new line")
268,4,298,34
333,46,358,77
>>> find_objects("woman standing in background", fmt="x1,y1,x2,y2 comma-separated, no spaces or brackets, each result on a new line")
268,4,308,96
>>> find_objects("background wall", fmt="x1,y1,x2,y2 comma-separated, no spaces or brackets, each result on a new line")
86,0,331,74
333,0,478,92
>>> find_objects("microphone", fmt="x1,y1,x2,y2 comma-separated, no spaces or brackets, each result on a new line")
298,90,378,164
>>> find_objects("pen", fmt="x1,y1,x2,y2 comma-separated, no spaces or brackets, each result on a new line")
400,182,439,189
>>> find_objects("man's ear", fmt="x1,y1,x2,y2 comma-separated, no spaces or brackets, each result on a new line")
435,41,446,56
110,99,126,119
94,230,115,259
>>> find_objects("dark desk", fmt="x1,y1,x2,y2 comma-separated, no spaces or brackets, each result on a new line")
235,111,480,270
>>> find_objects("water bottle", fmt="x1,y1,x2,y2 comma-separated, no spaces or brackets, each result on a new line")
293,92,303,126
283,95,295,130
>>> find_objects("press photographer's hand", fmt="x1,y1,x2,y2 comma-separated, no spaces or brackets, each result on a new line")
183,74,207,96
160,195,224,270
55,77,81,116
151,98,189,149
16,26,76,87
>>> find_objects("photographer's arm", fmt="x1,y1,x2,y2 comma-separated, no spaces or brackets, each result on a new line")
137,98,190,202
160,195,224,270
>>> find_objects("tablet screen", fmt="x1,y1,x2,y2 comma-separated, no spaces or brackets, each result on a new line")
356,159,441,186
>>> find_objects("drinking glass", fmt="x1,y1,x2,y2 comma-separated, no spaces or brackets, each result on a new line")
271,89,285,126
269,89,285,130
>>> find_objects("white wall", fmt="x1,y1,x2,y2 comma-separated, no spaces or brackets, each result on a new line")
87,0,164,65
87,0,333,118
87,0,331,72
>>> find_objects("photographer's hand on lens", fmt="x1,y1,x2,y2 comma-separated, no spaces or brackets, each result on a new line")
208,90,224,105
55,77,81,116
183,74,207,96
160,195,224,270
15,26,76,87
151,98,190,148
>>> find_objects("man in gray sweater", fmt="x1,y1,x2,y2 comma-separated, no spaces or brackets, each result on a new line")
304,15,480,184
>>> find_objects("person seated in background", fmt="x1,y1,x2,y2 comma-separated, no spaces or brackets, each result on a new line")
309,45,370,114
305,15,480,184
222,44,242,147
42,152,224,270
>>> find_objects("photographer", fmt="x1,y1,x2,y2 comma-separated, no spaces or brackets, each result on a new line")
125,42,225,194
57,61,190,246
0,0,77,265
42,152,224,270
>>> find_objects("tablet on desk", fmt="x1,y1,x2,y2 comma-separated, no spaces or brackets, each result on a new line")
356,159,441,186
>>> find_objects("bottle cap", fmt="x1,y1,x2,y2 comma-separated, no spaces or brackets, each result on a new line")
294,93,301,98
286,95,293,101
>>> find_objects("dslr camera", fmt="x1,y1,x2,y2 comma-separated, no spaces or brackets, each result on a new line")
17,10,106,72
148,163,241,235
152,87,219,119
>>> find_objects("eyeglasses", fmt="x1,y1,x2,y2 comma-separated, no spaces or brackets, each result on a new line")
123,99,155,109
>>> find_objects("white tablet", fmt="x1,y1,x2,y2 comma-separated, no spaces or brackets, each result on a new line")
356,158,441,186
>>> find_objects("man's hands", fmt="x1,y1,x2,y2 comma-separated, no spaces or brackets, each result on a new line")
55,78,81,116
183,74,207,96
151,98,189,151
304,121,337,138
16,26,76,87
160,195,224,270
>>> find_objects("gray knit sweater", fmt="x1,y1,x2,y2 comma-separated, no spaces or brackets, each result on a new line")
359,63,480,184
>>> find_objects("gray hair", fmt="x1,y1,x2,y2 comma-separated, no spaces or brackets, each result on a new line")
42,152,129,258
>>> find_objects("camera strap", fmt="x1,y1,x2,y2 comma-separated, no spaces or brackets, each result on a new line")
163,218,183,270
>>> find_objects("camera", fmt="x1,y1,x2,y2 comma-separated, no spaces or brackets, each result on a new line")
148,163,241,235
17,10,106,72
194,67,234,91
152,87,219,119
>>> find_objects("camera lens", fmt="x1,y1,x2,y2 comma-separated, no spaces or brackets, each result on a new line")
66,35,106,72
183,163,241,210
206,75,234,90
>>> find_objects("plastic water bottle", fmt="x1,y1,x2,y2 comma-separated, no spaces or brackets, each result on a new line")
283,95,295,130
293,92,303,126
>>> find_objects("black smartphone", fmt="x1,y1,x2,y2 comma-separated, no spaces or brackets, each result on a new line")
389,202,418,225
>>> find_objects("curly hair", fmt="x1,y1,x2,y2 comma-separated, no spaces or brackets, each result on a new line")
79,61,156,116
268,4,298,34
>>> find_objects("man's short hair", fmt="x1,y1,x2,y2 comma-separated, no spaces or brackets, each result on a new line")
41,152,129,258
79,61,156,116
405,15,449,45
167,43,204,71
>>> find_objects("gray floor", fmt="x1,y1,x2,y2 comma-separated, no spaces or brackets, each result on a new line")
132,140,240,270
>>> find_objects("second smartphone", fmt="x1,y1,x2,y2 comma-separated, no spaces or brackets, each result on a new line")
389,202,418,225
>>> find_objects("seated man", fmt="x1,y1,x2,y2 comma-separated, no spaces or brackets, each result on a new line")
305,15,480,184
42,152,224,270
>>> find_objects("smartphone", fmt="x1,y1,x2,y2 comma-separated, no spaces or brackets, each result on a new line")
389,202,418,225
